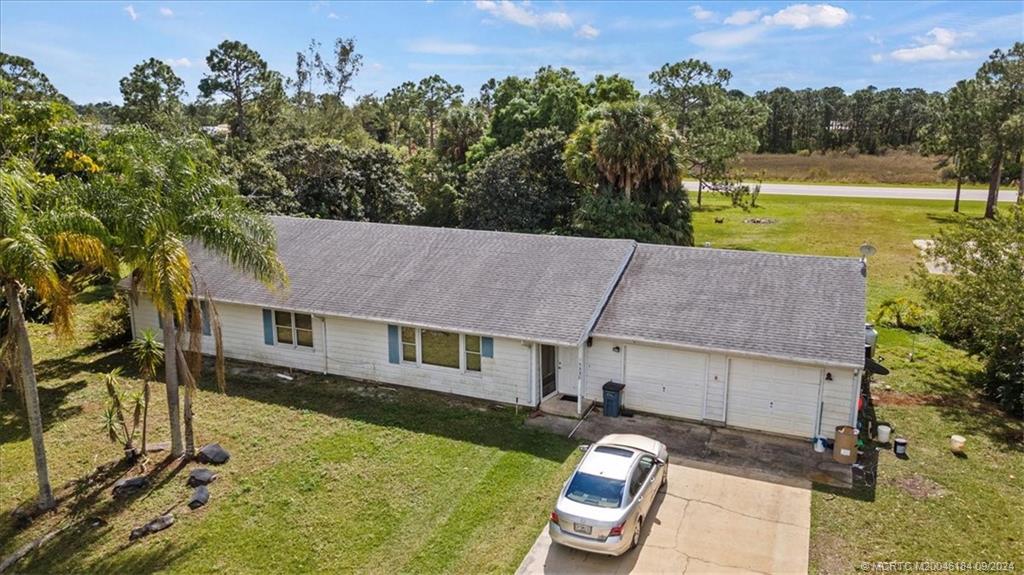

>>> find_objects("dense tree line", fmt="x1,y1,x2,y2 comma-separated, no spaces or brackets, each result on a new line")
754,85,938,155
6,40,1020,233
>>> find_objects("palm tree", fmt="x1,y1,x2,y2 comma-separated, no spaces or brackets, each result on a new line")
1,163,114,510
87,127,286,458
565,101,683,201
130,328,163,455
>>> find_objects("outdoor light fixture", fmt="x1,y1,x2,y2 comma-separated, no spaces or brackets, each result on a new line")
826,372,833,381
612,346,621,353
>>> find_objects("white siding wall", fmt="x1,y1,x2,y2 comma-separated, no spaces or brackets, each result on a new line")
585,338,623,399
131,295,533,406
130,297,324,373
818,367,857,439
704,354,728,422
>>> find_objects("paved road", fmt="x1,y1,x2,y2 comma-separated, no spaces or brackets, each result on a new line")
683,181,1019,202
516,463,811,575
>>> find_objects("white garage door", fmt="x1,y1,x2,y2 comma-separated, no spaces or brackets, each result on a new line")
624,345,707,420
727,358,822,437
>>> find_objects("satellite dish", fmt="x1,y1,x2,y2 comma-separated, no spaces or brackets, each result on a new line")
859,243,877,258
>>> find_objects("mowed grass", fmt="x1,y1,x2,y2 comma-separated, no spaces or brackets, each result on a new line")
694,194,1023,573
0,291,579,573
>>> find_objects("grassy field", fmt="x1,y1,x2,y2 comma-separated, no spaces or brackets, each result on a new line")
0,294,579,573
737,152,994,188
2,195,1020,573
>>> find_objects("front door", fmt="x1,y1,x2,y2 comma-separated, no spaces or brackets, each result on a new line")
541,345,557,398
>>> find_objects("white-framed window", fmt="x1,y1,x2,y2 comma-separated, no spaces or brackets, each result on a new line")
401,326,417,362
465,335,481,372
275,310,314,348
396,327,483,373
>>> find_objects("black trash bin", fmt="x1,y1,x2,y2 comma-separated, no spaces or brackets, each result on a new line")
602,381,625,417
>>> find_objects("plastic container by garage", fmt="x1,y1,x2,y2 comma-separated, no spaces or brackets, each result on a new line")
876,424,892,443
833,426,858,464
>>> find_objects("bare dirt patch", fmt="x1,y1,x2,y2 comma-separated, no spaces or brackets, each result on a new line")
892,474,947,500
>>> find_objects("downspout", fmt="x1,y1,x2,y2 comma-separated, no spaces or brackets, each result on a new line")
321,316,328,375
576,344,585,417
529,343,537,407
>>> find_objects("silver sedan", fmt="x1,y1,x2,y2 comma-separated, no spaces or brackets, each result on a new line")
549,434,669,556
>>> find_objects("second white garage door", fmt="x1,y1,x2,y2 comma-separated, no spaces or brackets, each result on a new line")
727,358,822,437
624,345,707,420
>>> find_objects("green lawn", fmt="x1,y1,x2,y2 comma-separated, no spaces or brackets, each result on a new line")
2,195,1020,573
0,293,579,573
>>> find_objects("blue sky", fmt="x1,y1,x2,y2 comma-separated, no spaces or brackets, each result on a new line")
1,1,1021,104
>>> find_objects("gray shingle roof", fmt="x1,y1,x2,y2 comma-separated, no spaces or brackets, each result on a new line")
188,217,635,346
593,244,866,367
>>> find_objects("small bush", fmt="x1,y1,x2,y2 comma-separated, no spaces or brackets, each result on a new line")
875,297,927,330
796,149,812,157
843,145,860,158
89,293,131,348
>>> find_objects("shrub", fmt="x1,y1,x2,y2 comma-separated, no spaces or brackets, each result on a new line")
89,293,131,348
796,149,812,157
875,297,927,330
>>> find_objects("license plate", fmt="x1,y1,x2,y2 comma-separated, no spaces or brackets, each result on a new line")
573,522,592,535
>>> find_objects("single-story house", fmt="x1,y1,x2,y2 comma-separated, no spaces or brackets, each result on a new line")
127,216,867,440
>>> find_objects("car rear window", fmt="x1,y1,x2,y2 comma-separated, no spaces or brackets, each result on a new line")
565,472,624,508
594,446,633,458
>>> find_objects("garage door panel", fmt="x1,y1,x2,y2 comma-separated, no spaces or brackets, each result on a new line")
728,358,821,438
624,346,706,420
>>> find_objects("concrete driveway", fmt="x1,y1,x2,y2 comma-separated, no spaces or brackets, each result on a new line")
516,463,811,575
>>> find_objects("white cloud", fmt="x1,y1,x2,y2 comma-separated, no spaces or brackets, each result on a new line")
163,57,192,68
689,5,716,22
724,9,761,26
870,53,884,63
159,6,173,16
474,0,572,29
576,23,600,39
124,4,139,21
327,12,339,19
407,39,482,55
761,4,849,29
888,27,972,62
690,26,765,49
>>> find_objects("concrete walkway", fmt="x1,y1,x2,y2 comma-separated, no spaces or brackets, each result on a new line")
683,180,1018,202
516,463,811,575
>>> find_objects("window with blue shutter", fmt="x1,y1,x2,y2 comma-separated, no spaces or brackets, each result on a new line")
481,337,494,358
262,309,274,345
387,325,400,364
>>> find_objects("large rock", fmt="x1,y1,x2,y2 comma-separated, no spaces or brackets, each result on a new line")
112,476,149,498
196,443,231,465
187,485,210,510
186,468,218,487
129,514,174,540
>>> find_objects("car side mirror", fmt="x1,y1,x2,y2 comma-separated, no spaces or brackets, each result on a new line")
578,444,590,452
655,458,666,466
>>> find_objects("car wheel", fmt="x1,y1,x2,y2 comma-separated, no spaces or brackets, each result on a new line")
630,517,642,550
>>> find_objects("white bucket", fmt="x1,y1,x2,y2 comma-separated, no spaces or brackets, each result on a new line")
876,425,892,443
813,437,826,453
950,435,966,453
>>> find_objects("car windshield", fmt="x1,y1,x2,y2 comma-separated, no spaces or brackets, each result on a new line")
565,472,625,508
